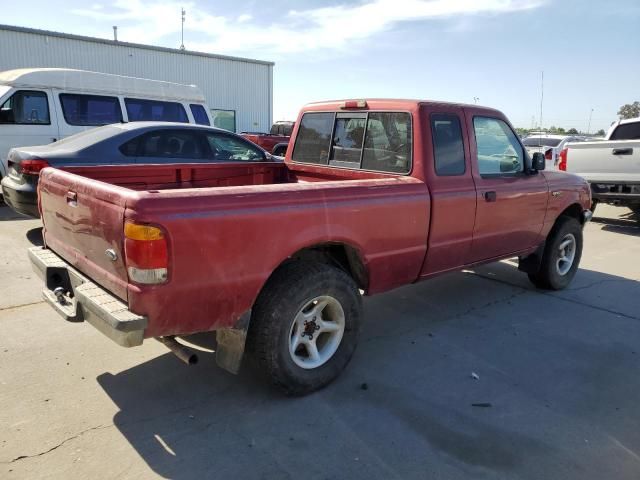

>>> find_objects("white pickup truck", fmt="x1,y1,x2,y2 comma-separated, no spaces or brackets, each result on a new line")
560,117,640,216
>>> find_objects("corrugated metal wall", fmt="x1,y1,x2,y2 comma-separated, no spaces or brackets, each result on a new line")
0,26,273,133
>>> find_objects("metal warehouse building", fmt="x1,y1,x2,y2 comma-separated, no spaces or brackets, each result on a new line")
0,24,273,133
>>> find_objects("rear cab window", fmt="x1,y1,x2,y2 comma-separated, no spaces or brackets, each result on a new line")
125,98,188,123
0,90,50,125
59,93,122,126
292,111,411,174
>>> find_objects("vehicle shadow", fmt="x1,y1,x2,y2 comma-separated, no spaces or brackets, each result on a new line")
592,212,639,237
26,227,44,246
96,263,640,479
0,204,31,221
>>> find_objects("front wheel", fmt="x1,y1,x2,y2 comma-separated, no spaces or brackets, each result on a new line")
248,261,362,395
528,217,583,290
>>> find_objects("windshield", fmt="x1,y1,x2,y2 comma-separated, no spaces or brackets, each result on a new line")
522,137,562,147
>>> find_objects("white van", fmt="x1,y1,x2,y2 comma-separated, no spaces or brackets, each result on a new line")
0,68,213,179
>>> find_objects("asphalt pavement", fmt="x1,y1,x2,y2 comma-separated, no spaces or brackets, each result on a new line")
1,203,639,479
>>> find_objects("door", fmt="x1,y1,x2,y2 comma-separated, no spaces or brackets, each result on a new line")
465,112,548,263
0,89,59,174
420,107,477,276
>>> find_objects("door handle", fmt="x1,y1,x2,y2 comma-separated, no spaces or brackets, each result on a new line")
484,191,497,202
612,147,633,155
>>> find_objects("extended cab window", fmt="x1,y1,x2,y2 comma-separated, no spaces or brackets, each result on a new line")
60,93,122,126
205,133,265,161
431,113,465,176
473,117,523,175
0,90,50,124
125,98,188,123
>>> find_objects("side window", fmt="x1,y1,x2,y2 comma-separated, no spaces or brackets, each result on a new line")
473,117,523,175
205,133,265,161
0,90,50,125
431,113,466,176
60,94,122,126
361,112,412,173
125,98,188,123
135,130,204,159
329,115,366,167
190,104,210,126
210,109,236,132
292,112,334,164
610,123,640,140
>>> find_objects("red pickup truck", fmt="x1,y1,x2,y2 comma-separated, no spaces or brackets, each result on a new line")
240,121,294,156
29,99,592,395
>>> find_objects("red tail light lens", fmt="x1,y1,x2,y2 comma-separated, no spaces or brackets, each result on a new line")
20,158,50,175
124,222,168,284
544,148,553,161
558,148,568,171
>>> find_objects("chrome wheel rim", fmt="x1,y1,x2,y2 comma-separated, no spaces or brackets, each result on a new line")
556,233,576,276
288,295,345,369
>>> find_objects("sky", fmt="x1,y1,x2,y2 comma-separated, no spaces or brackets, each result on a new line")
3,0,639,132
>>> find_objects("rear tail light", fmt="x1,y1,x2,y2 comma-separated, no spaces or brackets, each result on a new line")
124,221,168,285
544,148,553,161
558,148,568,171
20,158,50,175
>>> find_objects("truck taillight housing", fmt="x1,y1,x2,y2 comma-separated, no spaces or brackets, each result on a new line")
558,148,568,171
544,148,553,161
124,221,168,285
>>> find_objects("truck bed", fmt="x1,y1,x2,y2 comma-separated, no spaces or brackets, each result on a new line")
38,161,430,338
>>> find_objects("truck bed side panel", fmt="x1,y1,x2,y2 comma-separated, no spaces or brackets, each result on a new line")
125,178,430,338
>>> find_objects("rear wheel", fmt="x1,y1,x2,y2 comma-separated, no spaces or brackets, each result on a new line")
528,217,583,290
248,261,362,395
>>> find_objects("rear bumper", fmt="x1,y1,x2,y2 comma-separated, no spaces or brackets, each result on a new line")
29,247,147,347
590,182,640,205
1,176,39,217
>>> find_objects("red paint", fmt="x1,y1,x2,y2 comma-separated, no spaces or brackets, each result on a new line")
38,100,591,339
241,132,290,153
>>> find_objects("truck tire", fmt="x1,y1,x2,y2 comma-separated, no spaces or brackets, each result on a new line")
248,261,362,395
528,216,583,290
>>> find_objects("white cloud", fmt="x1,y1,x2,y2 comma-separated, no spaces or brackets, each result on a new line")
72,0,544,55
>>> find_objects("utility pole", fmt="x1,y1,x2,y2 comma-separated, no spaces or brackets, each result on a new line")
180,8,186,50
473,96,479,104
539,71,544,131
587,108,594,134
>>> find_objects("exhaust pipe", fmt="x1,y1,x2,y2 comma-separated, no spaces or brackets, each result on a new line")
157,336,198,365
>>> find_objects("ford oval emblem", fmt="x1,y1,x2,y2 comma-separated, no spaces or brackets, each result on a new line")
105,249,118,261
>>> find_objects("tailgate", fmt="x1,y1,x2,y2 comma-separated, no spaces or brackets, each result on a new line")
567,141,640,181
38,168,132,301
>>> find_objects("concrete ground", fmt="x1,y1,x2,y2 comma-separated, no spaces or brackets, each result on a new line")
1,203,639,479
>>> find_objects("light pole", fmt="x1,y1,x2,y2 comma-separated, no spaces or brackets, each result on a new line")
587,108,594,134
473,97,479,104
180,8,186,50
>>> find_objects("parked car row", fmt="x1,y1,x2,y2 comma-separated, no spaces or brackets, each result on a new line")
0,68,214,180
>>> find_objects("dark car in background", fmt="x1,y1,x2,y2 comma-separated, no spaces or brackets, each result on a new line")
1,122,278,217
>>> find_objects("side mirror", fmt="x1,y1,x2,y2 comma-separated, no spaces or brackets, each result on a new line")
532,152,546,171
